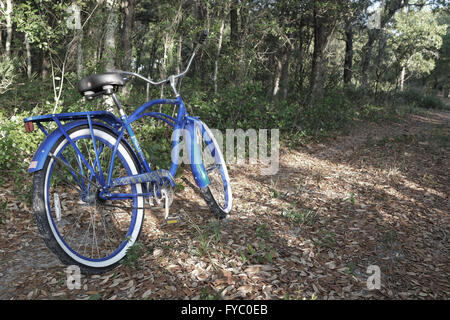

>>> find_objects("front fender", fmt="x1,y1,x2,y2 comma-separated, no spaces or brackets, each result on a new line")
184,120,210,189
28,120,122,173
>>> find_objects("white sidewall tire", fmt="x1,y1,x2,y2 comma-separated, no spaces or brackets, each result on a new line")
198,121,232,215
43,127,144,269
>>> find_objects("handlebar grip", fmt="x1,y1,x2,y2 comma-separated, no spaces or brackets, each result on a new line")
198,30,208,44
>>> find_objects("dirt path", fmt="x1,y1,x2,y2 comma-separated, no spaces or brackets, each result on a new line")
0,109,448,300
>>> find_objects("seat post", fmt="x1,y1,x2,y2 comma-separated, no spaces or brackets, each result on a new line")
102,84,126,119
109,90,126,119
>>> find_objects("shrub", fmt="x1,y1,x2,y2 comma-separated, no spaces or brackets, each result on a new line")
0,57,16,94
419,95,447,109
0,110,43,171
297,91,356,136
398,88,447,110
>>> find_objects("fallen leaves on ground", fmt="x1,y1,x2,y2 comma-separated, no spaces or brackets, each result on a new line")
0,110,449,300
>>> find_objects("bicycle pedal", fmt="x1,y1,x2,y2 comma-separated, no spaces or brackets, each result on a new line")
161,214,185,227
165,216,182,224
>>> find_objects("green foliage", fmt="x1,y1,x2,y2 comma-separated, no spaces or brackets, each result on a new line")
189,82,272,130
390,8,447,78
0,0,448,186
185,212,222,259
282,207,318,226
428,12,450,94
420,95,447,110
348,193,356,205
88,293,102,300
0,109,42,171
358,104,386,121
120,241,145,269
2,78,54,110
199,287,224,300
314,230,337,250
398,88,448,110
256,223,271,239
381,227,398,246
133,120,173,169
241,241,276,264
344,261,357,275
0,57,16,94
297,91,356,136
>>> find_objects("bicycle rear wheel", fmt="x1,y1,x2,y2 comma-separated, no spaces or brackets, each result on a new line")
194,121,232,219
32,124,144,274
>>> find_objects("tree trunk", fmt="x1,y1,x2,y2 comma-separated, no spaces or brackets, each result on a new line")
214,9,225,95
135,37,143,73
361,0,406,87
309,1,340,105
104,0,118,71
399,66,406,91
5,0,13,57
343,21,353,85
41,54,49,80
360,29,377,87
296,18,308,91
160,32,174,101
230,0,238,47
240,1,249,47
238,1,249,81
160,0,183,100
310,6,329,104
77,29,83,78
146,37,158,101
274,47,290,101
443,86,449,98
25,33,32,79
67,3,83,78
280,52,290,100
177,35,183,75
273,56,282,98
121,0,135,71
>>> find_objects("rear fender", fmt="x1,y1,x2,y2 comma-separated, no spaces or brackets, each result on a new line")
27,120,127,173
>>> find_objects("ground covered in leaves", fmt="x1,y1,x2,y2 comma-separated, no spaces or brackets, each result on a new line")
0,109,448,300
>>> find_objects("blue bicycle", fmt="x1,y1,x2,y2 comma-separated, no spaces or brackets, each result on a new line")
24,31,232,273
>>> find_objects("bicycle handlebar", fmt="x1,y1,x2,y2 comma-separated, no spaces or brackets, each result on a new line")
117,30,209,91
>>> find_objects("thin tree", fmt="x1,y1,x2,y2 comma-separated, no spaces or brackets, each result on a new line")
0,0,14,57
104,0,118,71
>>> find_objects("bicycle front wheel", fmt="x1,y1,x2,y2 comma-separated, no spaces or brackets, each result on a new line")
195,121,232,219
32,124,145,274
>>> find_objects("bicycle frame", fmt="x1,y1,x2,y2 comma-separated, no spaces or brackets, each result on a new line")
121,95,209,189
24,95,210,201
25,30,212,201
